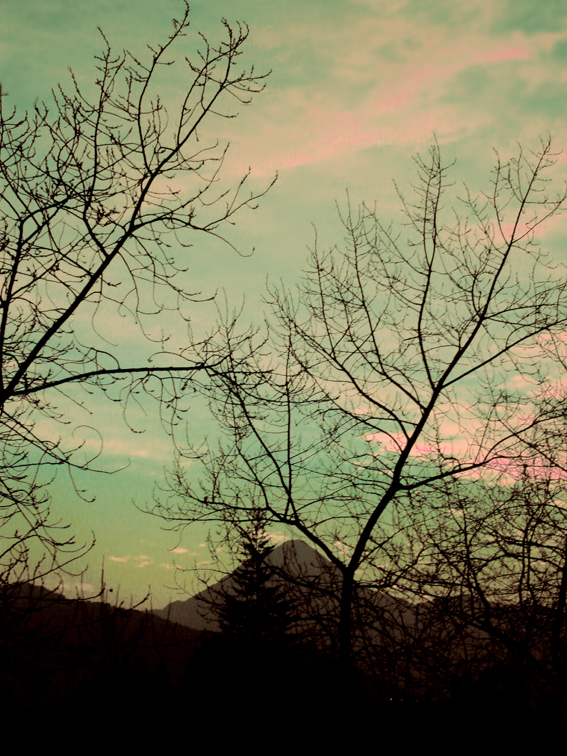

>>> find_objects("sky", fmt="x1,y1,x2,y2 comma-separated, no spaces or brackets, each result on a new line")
2,0,567,607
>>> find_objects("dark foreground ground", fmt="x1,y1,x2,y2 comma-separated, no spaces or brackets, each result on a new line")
2,583,566,746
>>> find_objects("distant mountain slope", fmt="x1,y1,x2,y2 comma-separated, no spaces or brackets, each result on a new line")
154,539,414,637
1,578,203,705
154,540,336,629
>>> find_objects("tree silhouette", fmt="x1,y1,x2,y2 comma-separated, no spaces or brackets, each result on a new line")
400,463,567,715
154,138,567,677
207,512,300,667
0,1,274,571
178,512,313,729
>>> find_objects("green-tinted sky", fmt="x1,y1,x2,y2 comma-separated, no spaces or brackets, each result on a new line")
2,0,567,606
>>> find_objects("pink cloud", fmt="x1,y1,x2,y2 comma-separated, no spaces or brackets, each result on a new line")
210,8,567,185
365,432,405,451
268,532,289,543
480,48,530,62
537,331,567,344
366,431,473,460
480,456,567,482
334,541,351,555
497,221,534,243
363,420,567,483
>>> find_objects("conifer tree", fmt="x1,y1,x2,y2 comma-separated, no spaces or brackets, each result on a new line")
214,511,299,666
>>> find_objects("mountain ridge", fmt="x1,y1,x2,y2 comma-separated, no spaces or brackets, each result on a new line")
154,539,336,630
154,539,413,635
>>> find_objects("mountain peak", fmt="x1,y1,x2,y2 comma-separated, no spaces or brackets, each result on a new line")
154,539,338,630
266,539,332,573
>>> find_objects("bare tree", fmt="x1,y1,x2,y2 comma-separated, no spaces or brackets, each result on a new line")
393,431,567,708
153,138,567,675
0,2,274,570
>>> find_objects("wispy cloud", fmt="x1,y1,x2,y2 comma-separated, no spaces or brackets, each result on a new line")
334,541,351,555
267,532,289,543
224,5,567,181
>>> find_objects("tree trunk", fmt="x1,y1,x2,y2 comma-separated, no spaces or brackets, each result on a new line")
338,569,355,693
551,535,567,667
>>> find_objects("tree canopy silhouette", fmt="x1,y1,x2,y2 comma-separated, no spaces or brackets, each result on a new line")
154,138,567,671
0,2,274,573
213,513,299,656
